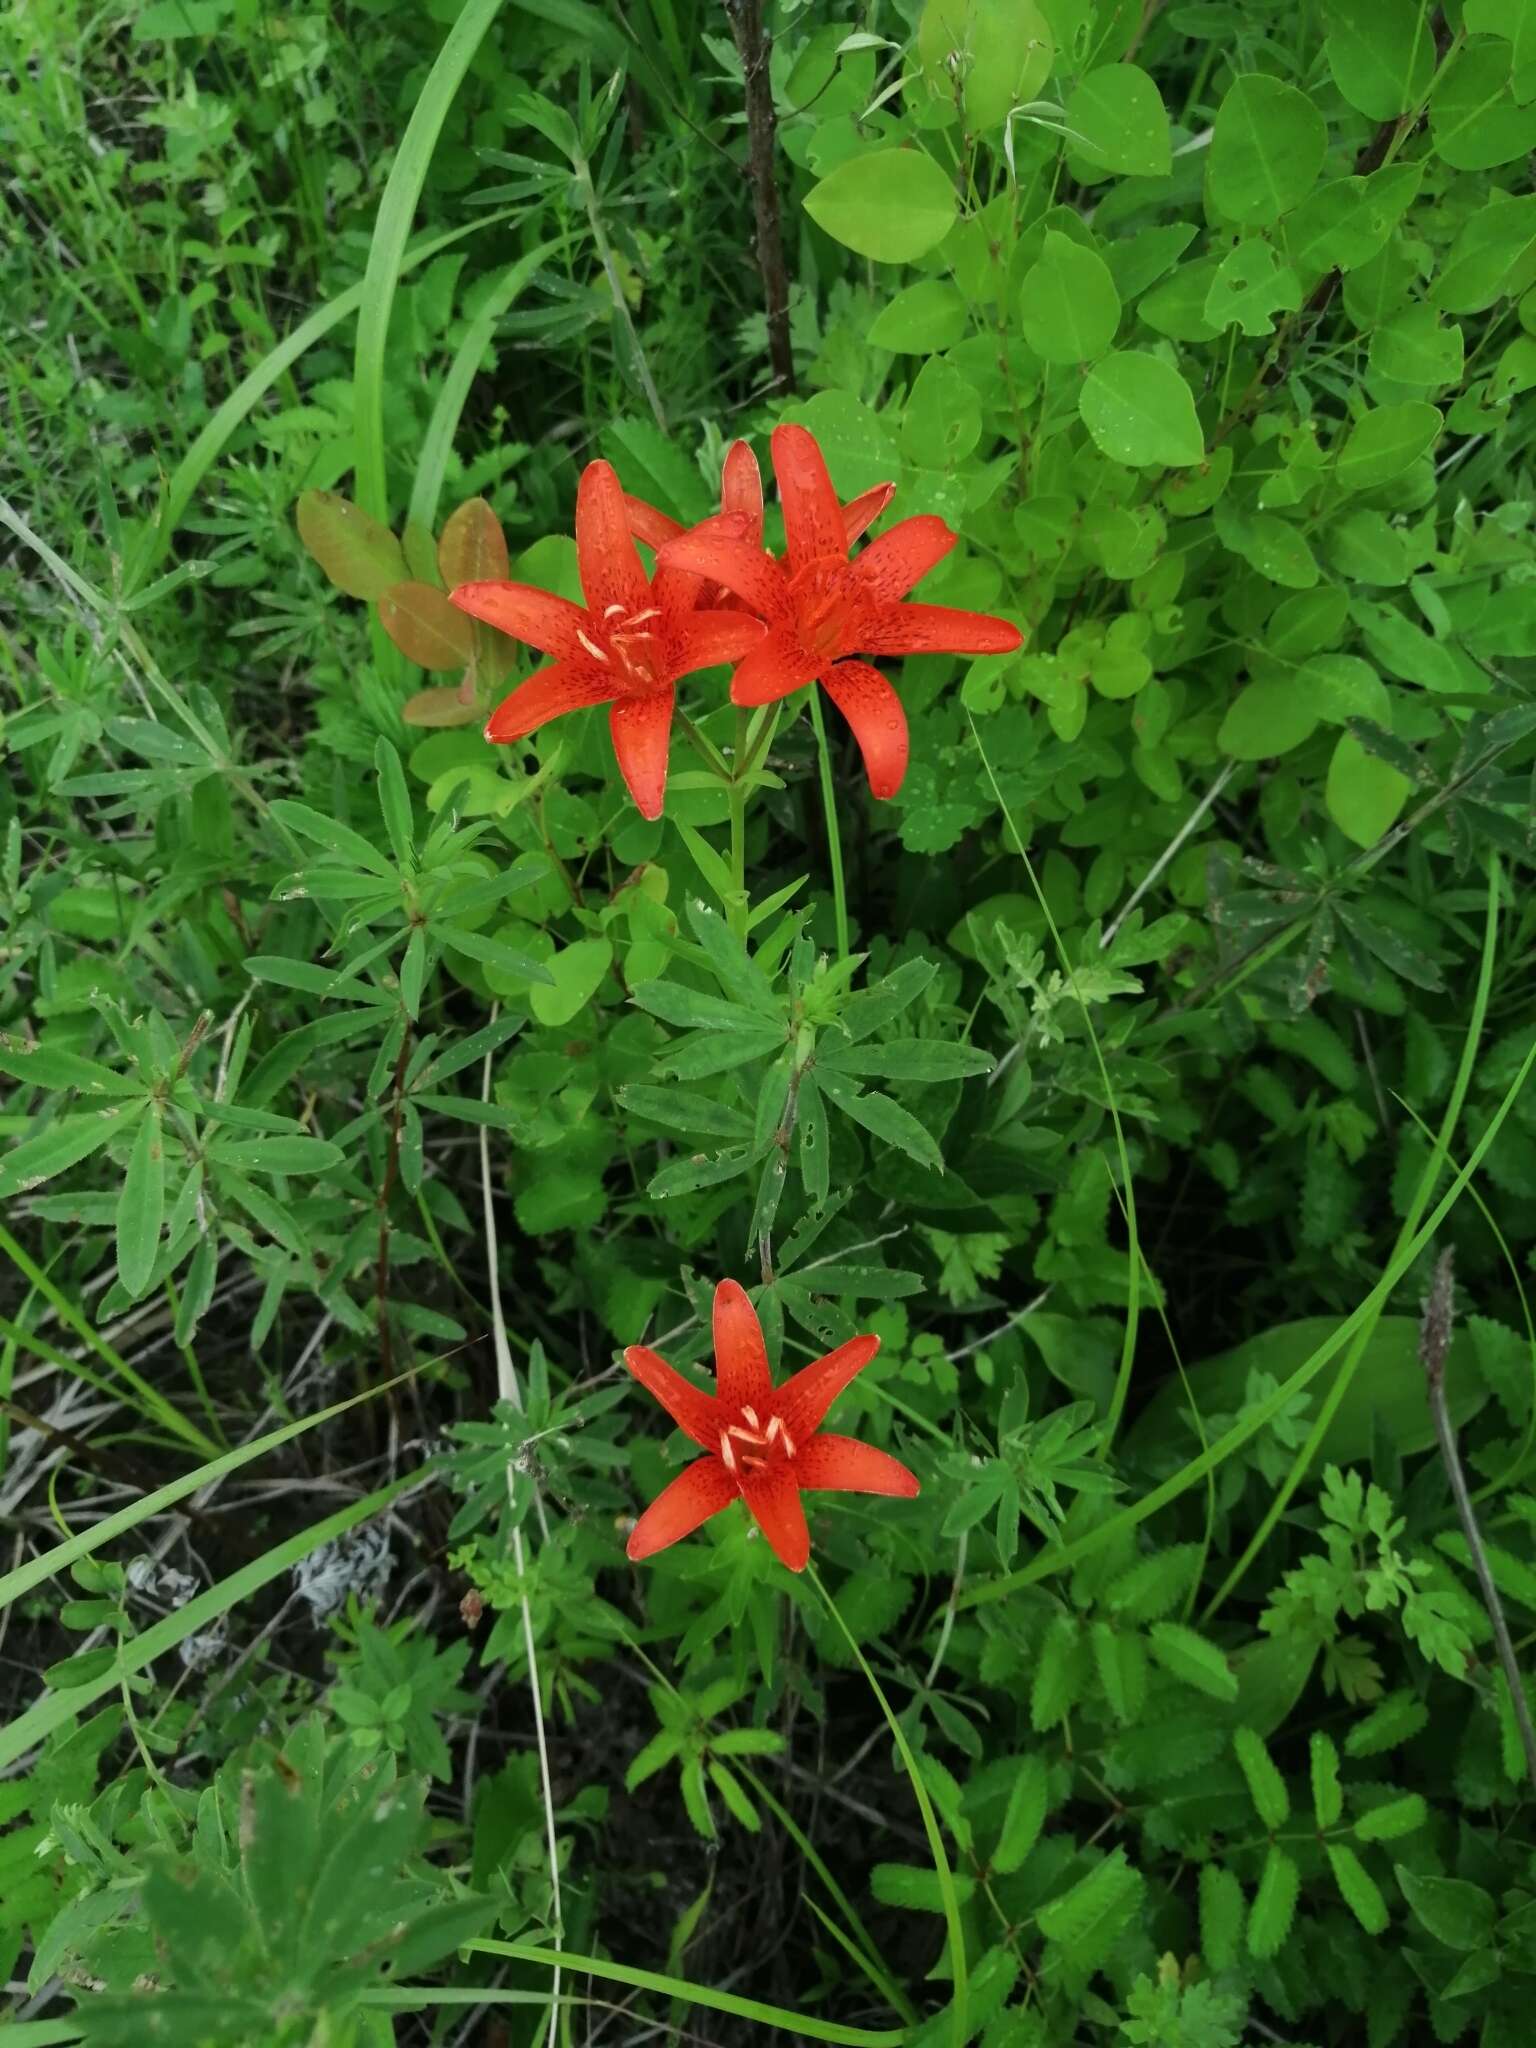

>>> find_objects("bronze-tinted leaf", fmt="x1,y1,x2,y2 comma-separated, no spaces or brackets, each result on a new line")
403,687,481,728
378,582,475,671
439,497,511,589
295,491,406,600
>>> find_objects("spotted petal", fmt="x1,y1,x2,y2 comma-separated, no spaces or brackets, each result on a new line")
576,459,652,620
721,440,765,540
851,516,956,604
842,481,897,547
658,518,789,622
627,1456,737,1561
485,661,618,744
623,1343,719,1449
671,609,767,673
729,627,820,707
713,1280,774,1414
795,1433,919,1497
610,689,675,821
625,494,684,552
451,580,590,660
772,423,847,572
740,1464,811,1572
860,602,1023,658
772,1333,881,1445
819,661,909,800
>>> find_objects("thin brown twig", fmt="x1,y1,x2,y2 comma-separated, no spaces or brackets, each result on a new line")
726,0,796,396
1421,1248,1536,1789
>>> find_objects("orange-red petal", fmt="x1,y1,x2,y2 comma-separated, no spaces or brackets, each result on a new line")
772,1332,881,1444
818,661,909,800
842,481,897,547
860,602,1023,658
740,1465,811,1572
772,423,847,572
576,459,651,619
851,516,956,604
610,690,675,820
658,518,788,622
721,441,765,541
484,661,618,744
451,580,589,660
729,627,820,707
795,1433,919,1497
713,1279,774,1414
623,1343,719,1449
627,1456,737,1561
624,493,683,551
672,609,767,673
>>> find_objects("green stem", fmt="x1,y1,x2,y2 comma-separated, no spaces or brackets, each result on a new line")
728,707,749,940
808,688,850,959
809,1563,968,2048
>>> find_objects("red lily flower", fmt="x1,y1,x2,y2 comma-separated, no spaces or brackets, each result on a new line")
656,423,1023,800
625,438,897,603
624,1279,918,1574
449,460,765,820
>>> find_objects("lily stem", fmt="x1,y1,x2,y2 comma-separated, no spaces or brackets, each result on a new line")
808,1563,968,2048
727,707,750,941
807,687,849,959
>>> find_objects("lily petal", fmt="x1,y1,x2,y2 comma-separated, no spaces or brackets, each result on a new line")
772,423,847,572
729,627,820,707
610,689,675,820
627,1456,737,1561
795,1433,920,1498
740,1465,811,1572
860,602,1024,658
773,1333,881,1445
721,440,765,540
842,481,897,548
451,580,589,660
851,515,956,604
672,609,767,673
713,1279,774,1414
485,661,618,744
623,1343,719,1449
624,493,683,552
576,459,652,620
658,518,788,622
819,661,909,800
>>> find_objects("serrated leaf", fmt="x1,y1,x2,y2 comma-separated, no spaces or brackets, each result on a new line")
1247,1845,1300,1958
1037,1848,1144,1973
1200,1863,1245,1972
1355,1792,1428,1842
1311,1731,1342,1829
991,1753,1048,1875
1233,1725,1290,1829
1147,1621,1238,1701
1328,1843,1389,1934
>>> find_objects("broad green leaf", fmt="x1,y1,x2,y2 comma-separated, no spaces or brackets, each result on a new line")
868,280,969,354
1326,730,1412,847
1065,64,1171,178
1369,306,1463,389
1019,232,1121,363
1465,0,1536,86
1217,680,1319,761
1208,74,1327,226
803,149,957,264
1204,239,1301,336
902,356,982,467
1430,193,1536,312
1326,0,1437,121
295,491,405,599
1431,42,1536,169
916,0,1053,130
1285,167,1422,286
1078,352,1204,468
116,1107,165,1300
1336,403,1441,491
529,937,613,1026
1395,1866,1497,1951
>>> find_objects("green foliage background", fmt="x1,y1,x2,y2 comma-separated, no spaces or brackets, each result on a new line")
4,1,1536,2044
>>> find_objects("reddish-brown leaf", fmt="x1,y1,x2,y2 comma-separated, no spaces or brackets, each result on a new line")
439,497,511,588
378,582,475,671
296,491,405,600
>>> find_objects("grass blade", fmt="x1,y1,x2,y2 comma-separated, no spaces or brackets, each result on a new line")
353,0,506,523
